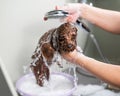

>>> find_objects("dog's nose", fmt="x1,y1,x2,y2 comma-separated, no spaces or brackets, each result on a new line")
68,44,73,48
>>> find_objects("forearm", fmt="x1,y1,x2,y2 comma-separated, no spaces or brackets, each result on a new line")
80,4,120,34
75,53,120,87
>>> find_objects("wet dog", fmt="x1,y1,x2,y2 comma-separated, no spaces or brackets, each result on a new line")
30,23,77,86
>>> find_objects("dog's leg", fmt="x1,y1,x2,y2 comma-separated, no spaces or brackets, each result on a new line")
41,43,55,65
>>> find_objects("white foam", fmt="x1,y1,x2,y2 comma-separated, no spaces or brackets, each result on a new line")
73,84,120,96
18,73,74,96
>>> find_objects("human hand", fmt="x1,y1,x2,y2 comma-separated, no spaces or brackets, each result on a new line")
61,46,83,64
56,3,81,23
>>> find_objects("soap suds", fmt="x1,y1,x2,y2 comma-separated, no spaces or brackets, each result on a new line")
17,73,75,96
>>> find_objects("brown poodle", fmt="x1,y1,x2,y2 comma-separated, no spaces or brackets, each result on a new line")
30,23,78,86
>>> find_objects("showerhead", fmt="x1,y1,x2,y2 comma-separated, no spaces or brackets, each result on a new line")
44,10,90,32
44,10,69,20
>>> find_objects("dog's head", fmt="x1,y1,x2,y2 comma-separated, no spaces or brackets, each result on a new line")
57,23,77,53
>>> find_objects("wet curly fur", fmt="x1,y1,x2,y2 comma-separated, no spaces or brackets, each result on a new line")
30,23,77,86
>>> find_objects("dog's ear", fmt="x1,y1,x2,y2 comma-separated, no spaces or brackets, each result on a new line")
41,43,55,65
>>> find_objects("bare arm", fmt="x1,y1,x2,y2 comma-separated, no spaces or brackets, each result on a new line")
80,4,120,34
57,3,120,33
62,50,120,87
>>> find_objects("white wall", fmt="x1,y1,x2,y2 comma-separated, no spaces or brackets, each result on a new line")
0,0,69,83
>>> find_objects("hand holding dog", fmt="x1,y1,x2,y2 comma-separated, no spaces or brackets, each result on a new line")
61,46,83,65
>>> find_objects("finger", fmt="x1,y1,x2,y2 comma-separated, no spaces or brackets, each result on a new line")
71,14,79,22
55,5,59,10
65,15,77,23
55,5,70,12
68,12,80,23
